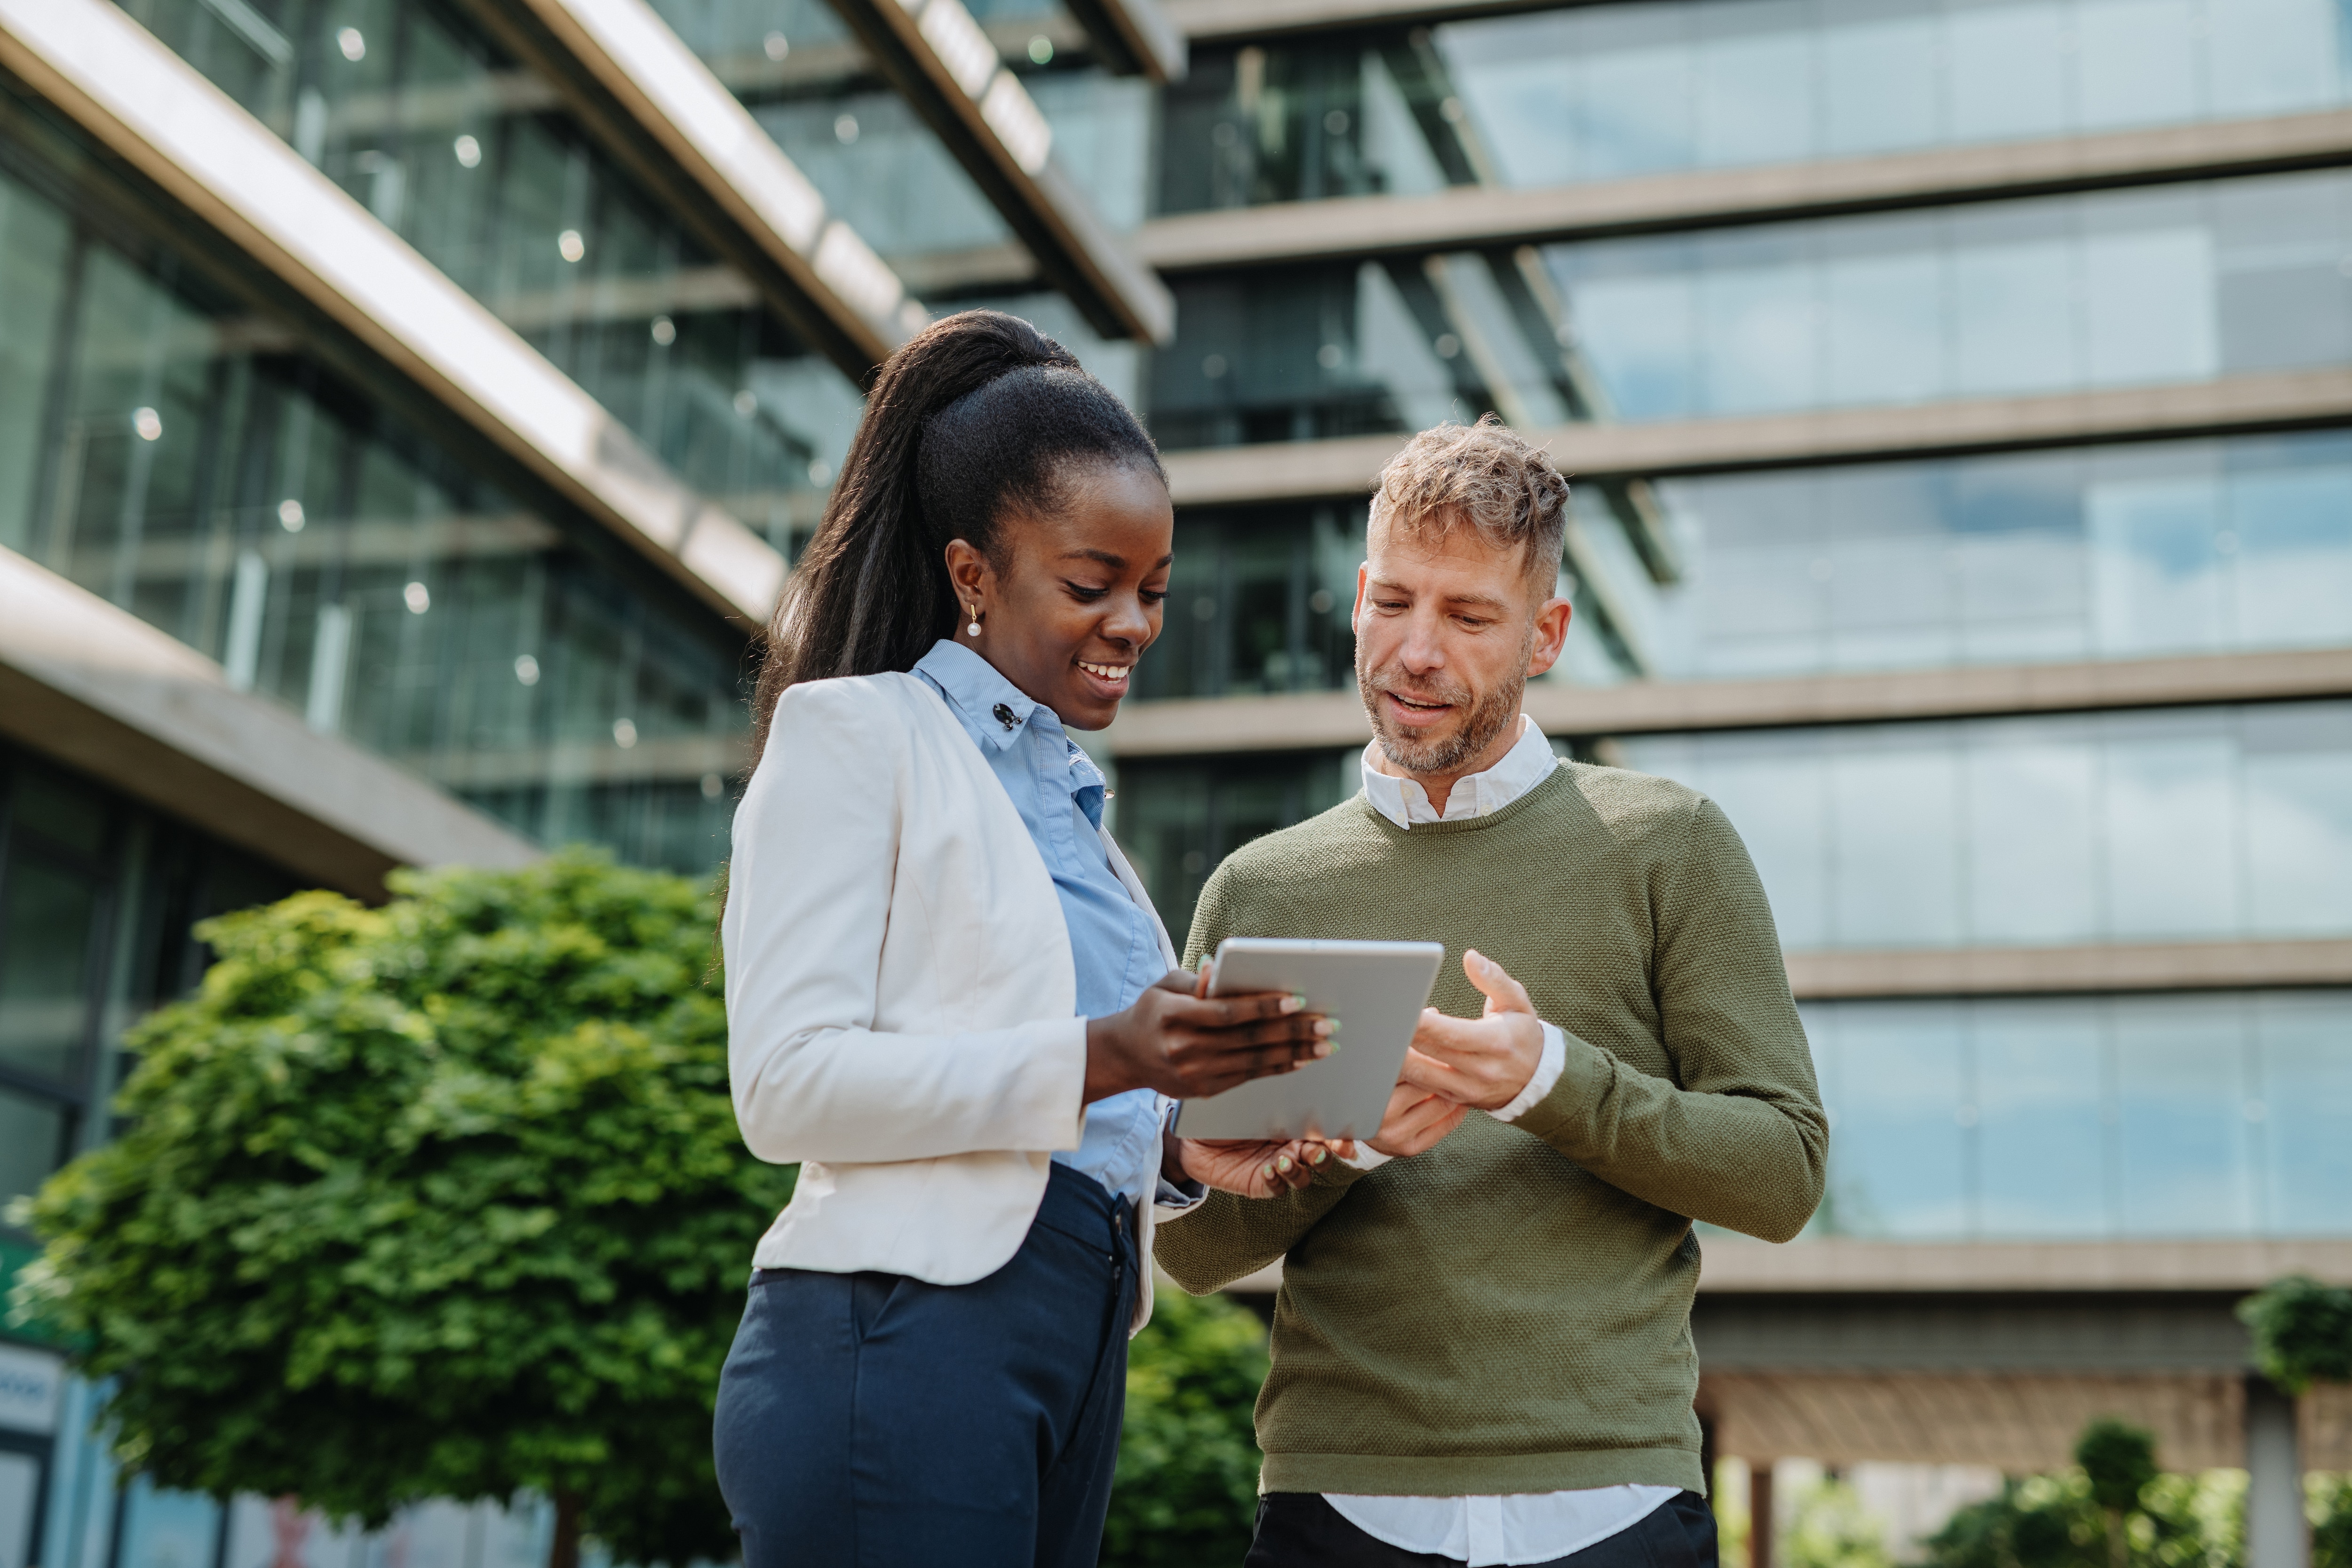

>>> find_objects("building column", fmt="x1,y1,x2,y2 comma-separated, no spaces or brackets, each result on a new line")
2245,1377,2308,1568
1749,1459,1775,1568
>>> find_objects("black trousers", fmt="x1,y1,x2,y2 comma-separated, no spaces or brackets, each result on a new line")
1244,1489,1720,1568
712,1165,1136,1568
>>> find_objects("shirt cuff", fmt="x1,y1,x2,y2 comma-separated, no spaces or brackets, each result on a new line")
1492,1023,1568,1124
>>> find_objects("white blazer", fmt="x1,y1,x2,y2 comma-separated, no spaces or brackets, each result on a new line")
722,669,1180,1331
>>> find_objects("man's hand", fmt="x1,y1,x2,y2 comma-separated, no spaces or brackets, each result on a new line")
1174,1137,1344,1197
1397,949,1544,1112
1366,1080,1468,1156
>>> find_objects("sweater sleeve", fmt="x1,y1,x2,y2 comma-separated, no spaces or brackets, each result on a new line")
1153,860,1367,1292
1514,795,1828,1242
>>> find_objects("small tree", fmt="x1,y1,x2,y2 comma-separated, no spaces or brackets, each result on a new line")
13,852,791,1568
2076,1420,2160,1568
2239,1276,2352,1395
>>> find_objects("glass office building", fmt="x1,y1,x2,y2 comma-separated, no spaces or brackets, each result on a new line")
0,0,2346,1559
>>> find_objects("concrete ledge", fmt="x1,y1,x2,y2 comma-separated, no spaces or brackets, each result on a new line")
0,546,540,900
1103,647,2352,756
1137,110,2352,269
1786,938,2352,999
1213,1237,2352,1302
0,0,786,625
1163,0,1576,39
1162,369,2352,507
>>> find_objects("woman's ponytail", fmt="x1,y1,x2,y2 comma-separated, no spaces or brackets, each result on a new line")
746,310,1161,764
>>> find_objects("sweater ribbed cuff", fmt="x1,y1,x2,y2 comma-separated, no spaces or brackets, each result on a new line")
1510,1027,1617,1155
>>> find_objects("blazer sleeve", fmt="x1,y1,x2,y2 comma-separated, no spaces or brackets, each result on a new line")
722,681,1088,1166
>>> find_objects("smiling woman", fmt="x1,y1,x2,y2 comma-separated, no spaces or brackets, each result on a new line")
712,311,1344,1568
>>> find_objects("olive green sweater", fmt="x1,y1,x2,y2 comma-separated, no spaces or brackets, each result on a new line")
1156,761,1827,1498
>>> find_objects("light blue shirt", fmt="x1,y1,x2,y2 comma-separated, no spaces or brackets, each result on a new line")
913,640,1193,1211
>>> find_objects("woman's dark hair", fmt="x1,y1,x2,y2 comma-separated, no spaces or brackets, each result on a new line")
747,310,1166,763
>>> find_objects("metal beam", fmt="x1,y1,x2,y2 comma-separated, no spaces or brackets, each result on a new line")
1162,0,1573,39
824,0,1176,342
1058,0,1190,81
1163,367,2352,506
1101,646,2352,757
1136,108,2352,270
0,547,540,902
0,0,789,626
477,0,925,375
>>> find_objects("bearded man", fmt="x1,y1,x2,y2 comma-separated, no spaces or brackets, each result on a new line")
1154,417,1828,1568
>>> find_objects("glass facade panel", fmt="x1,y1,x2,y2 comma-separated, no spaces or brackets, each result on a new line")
1613,702,2352,950
1807,989,2352,1240
1112,750,1358,939
1549,170,2352,422
1157,0,2352,212
1152,171,2352,448
0,83,745,874
1641,431,2352,679
114,0,845,526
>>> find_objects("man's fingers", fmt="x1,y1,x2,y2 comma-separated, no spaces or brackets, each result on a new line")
1410,1008,1492,1059
1462,949,1536,1017
1397,1047,1478,1098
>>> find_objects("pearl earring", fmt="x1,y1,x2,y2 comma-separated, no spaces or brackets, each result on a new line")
965,604,982,637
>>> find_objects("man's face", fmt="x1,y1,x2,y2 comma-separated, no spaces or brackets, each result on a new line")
1352,514,1573,778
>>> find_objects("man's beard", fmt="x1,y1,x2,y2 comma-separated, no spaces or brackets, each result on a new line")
1357,645,1529,778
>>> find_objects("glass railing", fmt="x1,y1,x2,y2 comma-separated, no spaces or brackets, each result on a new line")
1147,167,2352,446
111,0,853,532
1157,0,2352,213
1615,700,2352,951
1806,989,2352,1240
0,80,745,876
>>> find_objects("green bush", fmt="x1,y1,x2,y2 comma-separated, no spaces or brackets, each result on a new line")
1782,1477,1893,1568
2240,1278,2352,1395
1105,1288,1270,1567
13,852,791,1568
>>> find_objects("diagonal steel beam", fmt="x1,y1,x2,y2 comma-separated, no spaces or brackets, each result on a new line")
1058,0,1191,82
0,0,789,625
826,0,1176,343
463,0,926,378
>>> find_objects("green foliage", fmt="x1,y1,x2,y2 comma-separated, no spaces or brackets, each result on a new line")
2314,1476,2352,1568
2239,1277,2352,1396
1917,1467,2248,1568
2078,1422,2160,1516
1783,1477,1894,1568
12,852,792,1567
1104,1288,1270,1567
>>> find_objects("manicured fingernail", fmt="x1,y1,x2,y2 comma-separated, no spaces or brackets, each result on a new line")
1282,993,1305,1012
1314,1041,1334,1059
1276,1155,1293,1172
1262,1163,1277,1178
1309,1148,1328,1164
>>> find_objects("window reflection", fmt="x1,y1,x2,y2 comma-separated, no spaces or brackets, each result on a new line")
1550,170,2352,422
1159,0,2352,212
115,0,844,525
1806,989,2352,1240
0,95,745,876
1638,432,2352,678
1616,702,2352,950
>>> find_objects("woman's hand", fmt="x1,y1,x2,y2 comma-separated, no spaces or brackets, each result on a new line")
1086,970,1332,1103
1174,1137,1346,1198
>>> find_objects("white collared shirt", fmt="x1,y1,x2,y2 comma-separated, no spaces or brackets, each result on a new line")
1330,716,1681,1567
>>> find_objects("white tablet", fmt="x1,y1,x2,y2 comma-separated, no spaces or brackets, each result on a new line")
1177,938,1446,1141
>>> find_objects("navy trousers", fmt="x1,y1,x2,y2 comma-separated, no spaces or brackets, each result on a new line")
1245,1490,1720,1568
713,1165,1137,1568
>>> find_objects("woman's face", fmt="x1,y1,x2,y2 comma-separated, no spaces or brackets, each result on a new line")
946,460,1174,731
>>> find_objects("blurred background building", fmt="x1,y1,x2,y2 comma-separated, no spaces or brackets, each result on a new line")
0,0,2345,1562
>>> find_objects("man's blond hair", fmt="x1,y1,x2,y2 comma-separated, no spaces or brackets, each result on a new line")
1368,414,1570,592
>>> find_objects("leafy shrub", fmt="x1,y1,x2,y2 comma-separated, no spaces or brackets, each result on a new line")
2240,1278,2352,1395
13,852,791,1568
1105,1288,1270,1567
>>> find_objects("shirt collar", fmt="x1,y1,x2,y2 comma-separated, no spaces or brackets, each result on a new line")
1361,714,1557,829
913,638,1048,753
